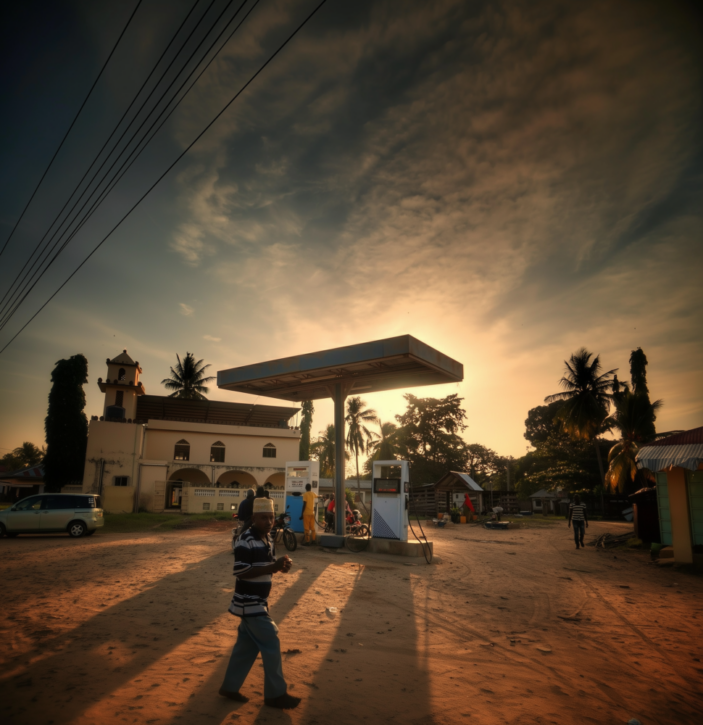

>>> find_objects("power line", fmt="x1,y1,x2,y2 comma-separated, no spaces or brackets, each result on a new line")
0,0,143,260
0,0,225,324
0,0,253,331
0,0,328,356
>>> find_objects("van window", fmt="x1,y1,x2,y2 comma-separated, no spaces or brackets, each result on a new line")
74,495,100,509
46,495,75,510
15,496,43,511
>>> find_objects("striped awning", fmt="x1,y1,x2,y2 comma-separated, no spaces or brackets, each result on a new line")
636,444,703,472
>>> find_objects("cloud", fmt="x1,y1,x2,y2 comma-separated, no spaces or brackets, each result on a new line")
203,334,221,342
179,303,194,317
159,0,702,448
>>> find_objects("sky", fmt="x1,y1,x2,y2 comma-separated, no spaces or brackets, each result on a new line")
1,0,702,463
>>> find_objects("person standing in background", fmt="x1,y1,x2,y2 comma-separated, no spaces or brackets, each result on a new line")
300,483,317,546
568,494,589,549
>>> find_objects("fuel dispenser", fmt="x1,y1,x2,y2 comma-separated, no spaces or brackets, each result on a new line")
371,460,409,541
285,461,320,534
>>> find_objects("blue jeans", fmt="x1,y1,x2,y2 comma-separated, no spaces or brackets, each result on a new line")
573,520,585,546
221,615,287,699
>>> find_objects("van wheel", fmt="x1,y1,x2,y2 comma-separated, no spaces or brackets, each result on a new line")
0,523,6,538
68,521,87,538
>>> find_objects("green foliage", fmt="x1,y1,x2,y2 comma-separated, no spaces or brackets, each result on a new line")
299,401,314,460
1,442,45,471
524,402,568,446
394,393,469,484
345,397,377,504
364,419,400,475
345,488,356,510
44,354,89,493
604,388,663,493
311,424,349,478
161,352,215,400
545,347,615,442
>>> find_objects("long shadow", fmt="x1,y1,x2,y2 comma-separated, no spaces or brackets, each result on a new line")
157,556,333,724
0,546,232,724
299,562,437,725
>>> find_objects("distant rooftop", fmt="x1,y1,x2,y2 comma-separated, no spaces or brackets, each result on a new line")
134,395,299,429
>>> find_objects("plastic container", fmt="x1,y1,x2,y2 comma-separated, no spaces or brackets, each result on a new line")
460,516,467,524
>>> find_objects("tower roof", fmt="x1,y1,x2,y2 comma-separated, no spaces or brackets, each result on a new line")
107,350,140,369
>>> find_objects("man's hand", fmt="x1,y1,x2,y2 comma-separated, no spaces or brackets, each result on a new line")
274,556,292,574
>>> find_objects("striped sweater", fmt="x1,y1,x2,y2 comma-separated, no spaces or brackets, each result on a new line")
229,528,276,617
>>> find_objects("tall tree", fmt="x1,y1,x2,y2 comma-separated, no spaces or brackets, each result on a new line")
545,348,616,483
629,348,657,441
311,424,337,479
161,353,215,400
44,354,89,492
298,401,314,461
365,419,401,473
345,397,377,510
395,393,469,484
604,391,663,493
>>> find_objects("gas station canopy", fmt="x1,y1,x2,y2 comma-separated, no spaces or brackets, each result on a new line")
217,335,463,401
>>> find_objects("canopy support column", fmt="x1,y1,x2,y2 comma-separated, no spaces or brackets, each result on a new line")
334,382,346,536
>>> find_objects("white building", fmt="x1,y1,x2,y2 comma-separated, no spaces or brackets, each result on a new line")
81,350,301,513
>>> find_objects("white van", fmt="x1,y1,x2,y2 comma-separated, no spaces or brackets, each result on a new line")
0,493,104,538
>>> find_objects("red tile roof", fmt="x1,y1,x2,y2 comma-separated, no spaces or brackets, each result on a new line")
649,426,703,447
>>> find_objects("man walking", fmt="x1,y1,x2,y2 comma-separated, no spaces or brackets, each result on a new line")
219,497,301,709
300,483,317,546
237,488,255,535
568,494,589,549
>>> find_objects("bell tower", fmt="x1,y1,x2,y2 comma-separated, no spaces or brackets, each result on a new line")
97,350,146,421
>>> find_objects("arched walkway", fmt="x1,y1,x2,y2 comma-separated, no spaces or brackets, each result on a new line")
169,468,210,484
264,472,284,489
216,470,258,489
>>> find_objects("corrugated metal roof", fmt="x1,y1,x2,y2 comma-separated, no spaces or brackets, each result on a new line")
636,443,703,472
648,426,703,447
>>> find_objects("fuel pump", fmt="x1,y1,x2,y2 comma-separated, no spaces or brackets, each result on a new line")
284,461,320,534
371,460,409,541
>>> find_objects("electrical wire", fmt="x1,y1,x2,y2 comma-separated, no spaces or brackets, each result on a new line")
0,0,206,319
0,0,254,331
0,0,328,355
0,0,255,333
0,0,143,259
0,0,244,328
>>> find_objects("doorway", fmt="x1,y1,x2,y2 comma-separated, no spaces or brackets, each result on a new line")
166,482,182,509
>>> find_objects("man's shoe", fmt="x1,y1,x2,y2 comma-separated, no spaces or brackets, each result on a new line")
575,544,580,549
218,688,248,702
265,693,301,709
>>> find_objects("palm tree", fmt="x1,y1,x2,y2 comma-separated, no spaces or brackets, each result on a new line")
298,401,314,460
605,390,663,493
367,420,400,463
161,352,215,400
345,397,378,511
545,348,617,484
311,424,337,479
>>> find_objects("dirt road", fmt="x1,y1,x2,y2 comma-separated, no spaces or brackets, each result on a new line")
1,520,702,725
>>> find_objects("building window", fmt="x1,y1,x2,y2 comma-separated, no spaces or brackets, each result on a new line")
216,503,224,511
263,443,276,458
174,439,190,461
210,441,225,463
114,476,129,486
203,503,210,511
115,390,124,407
118,368,126,381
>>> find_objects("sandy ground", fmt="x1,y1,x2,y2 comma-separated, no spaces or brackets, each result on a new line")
1,520,703,725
